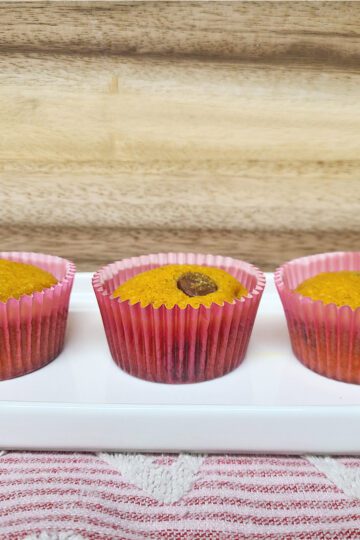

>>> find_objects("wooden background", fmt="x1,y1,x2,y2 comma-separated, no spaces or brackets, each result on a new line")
1,1,359,271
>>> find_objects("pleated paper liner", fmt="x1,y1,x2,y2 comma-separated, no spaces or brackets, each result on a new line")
0,252,76,380
275,252,360,384
93,253,266,384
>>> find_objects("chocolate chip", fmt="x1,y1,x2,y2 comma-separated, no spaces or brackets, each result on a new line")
177,272,218,297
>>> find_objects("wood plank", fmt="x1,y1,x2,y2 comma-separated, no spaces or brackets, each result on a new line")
0,1,359,68
1,225,359,272
1,55,359,168
1,2,359,267
2,165,360,233
1,53,359,232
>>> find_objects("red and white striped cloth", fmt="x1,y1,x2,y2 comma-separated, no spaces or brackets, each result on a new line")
0,452,360,539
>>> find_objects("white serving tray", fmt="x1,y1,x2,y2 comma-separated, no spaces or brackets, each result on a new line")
0,272,360,454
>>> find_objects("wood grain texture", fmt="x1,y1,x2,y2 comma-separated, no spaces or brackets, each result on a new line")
1,1,359,270
1,1,359,68
2,225,359,272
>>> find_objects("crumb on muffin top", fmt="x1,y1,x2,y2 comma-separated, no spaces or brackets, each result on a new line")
0,259,58,302
295,271,360,310
112,264,248,308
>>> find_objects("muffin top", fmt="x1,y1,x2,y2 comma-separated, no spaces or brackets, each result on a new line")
0,259,58,302
112,264,248,308
295,271,360,310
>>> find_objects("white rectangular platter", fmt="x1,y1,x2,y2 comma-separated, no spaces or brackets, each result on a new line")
0,272,360,454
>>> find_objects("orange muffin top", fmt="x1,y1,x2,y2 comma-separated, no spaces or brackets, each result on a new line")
0,259,58,302
112,264,248,309
295,271,360,310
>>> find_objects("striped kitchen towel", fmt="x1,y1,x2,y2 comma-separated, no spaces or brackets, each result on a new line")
0,452,359,539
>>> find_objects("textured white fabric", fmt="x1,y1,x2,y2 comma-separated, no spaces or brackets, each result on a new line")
98,452,204,503
24,533,85,540
307,455,360,499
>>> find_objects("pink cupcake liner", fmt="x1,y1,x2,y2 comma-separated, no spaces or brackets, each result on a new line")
93,253,266,384
0,252,76,380
275,252,360,384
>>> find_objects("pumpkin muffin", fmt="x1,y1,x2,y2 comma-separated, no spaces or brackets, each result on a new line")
0,259,58,302
112,264,248,309
93,253,265,384
0,252,76,380
275,252,360,384
295,271,360,310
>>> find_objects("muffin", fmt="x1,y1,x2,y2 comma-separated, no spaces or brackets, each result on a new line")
0,252,76,380
93,252,265,384
275,252,360,384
